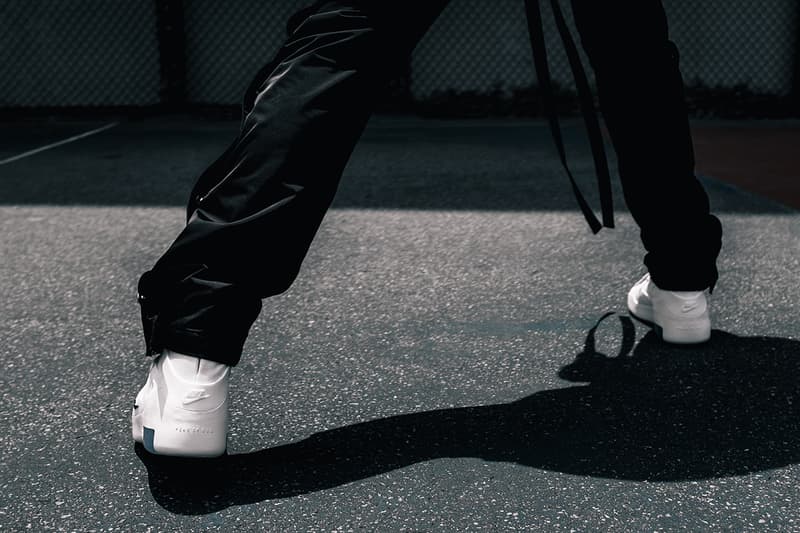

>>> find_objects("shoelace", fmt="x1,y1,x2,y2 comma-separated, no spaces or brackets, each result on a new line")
523,0,614,234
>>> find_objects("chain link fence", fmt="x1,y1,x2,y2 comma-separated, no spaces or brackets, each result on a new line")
0,0,161,108
1,0,798,116
667,0,797,94
413,0,798,96
411,0,799,117
183,0,308,106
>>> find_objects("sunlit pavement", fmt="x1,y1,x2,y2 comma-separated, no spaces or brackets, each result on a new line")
1,116,798,530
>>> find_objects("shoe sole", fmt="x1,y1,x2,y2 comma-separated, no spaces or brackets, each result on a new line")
628,309,711,344
131,407,227,458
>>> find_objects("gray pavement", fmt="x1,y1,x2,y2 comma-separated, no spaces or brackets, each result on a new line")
0,116,798,531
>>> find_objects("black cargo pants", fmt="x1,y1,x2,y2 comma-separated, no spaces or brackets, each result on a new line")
137,0,723,366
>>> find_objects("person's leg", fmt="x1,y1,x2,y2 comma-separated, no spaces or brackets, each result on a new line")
570,0,722,293
137,0,451,367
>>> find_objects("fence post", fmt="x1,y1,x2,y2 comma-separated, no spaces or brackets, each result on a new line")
154,0,186,109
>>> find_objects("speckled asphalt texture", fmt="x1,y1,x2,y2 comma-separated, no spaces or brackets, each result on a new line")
1,116,798,531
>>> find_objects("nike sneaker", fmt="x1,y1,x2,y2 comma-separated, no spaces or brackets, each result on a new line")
627,273,711,344
132,349,230,457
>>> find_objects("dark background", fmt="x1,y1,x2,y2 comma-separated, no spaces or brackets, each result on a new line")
2,0,799,118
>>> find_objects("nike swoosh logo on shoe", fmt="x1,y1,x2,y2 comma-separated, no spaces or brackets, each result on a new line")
182,389,212,406
681,302,699,313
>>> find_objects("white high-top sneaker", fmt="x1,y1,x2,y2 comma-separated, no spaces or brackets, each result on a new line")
132,350,230,457
627,273,711,344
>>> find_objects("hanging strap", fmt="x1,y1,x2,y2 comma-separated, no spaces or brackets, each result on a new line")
523,0,614,233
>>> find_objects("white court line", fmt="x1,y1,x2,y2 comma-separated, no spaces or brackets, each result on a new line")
0,122,120,166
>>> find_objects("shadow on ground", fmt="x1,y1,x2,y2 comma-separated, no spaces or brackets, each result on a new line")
1,119,794,213
136,315,800,515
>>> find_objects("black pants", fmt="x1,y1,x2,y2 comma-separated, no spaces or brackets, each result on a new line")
137,0,723,366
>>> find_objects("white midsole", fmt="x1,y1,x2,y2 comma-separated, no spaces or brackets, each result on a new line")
132,402,228,457
628,294,710,343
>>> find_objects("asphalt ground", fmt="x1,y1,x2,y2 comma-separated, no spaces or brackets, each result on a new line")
692,121,800,210
1,116,798,531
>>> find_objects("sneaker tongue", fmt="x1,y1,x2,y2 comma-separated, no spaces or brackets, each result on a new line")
166,351,228,383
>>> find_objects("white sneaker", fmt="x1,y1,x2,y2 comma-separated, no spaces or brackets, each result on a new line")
132,350,230,457
627,273,711,344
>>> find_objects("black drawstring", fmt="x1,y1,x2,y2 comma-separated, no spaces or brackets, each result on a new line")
524,0,614,233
